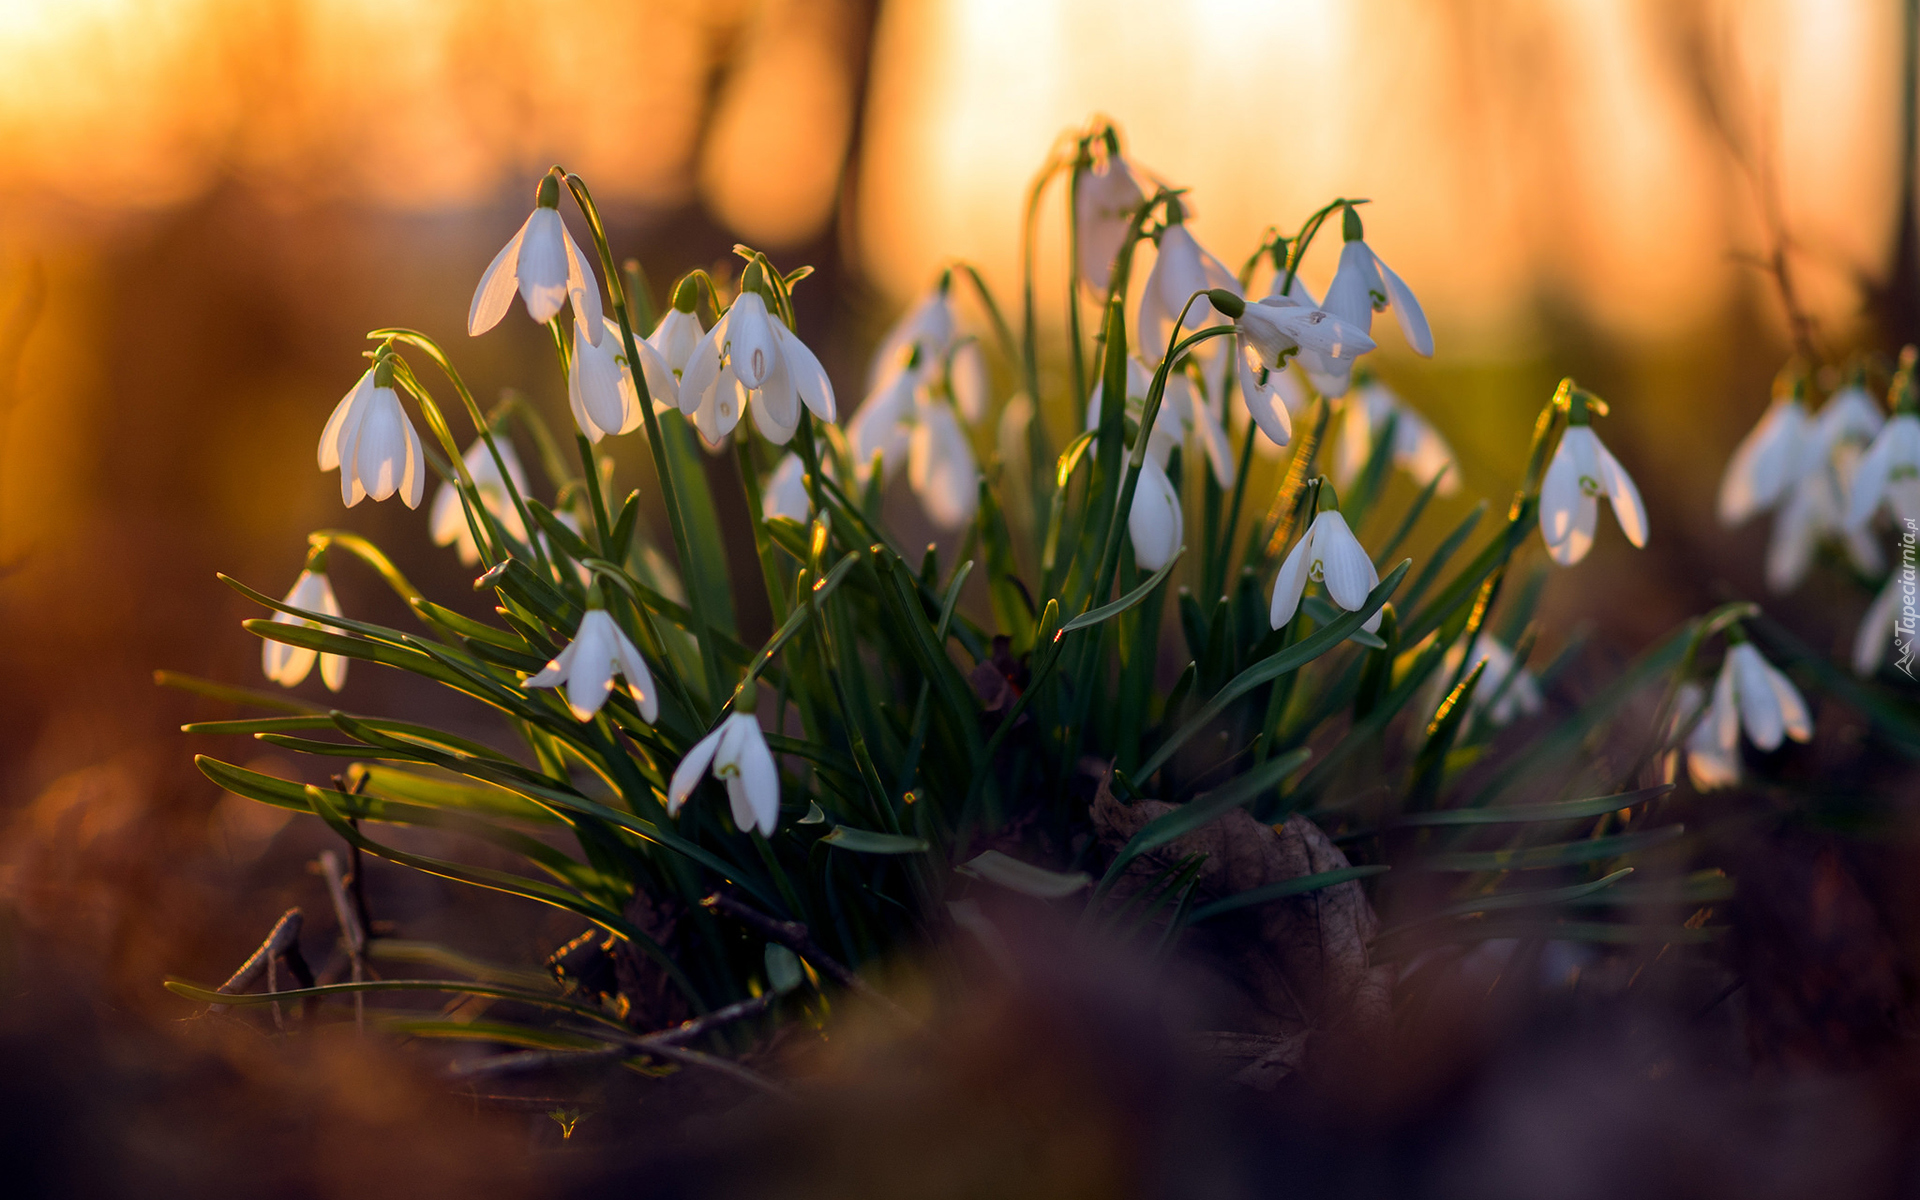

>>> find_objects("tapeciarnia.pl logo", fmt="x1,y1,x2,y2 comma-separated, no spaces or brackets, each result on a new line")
1898,519,1918,679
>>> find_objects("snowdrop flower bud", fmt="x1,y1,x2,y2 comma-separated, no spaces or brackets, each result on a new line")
650,279,707,377
908,394,979,530
679,282,836,448
318,352,426,509
764,453,812,523
1075,146,1148,292
1713,635,1813,756
1335,373,1457,497
1137,216,1239,353
1270,481,1382,633
1125,453,1183,572
667,683,780,837
1718,373,1811,525
1430,634,1542,729
1852,565,1914,677
1845,350,1920,528
1537,395,1646,566
469,171,604,344
569,317,678,443
431,436,531,565
523,601,659,723
263,557,347,692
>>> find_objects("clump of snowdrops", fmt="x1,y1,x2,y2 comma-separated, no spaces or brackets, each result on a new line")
162,120,1911,1080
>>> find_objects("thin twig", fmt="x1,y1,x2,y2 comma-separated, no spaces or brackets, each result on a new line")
701,892,916,1026
443,991,790,1095
316,851,369,1032
212,909,304,1011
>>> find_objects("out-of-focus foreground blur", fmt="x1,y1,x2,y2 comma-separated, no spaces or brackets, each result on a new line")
1,1,1918,1196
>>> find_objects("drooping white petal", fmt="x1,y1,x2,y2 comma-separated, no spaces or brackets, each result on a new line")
1320,242,1378,334
561,226,603,345
1313,510,1379,618
1814,385,1884,458
749,352,802,445
1711,653,1741,755
725,716,781,836
1854,569,1905,677
849,375,916,482
1762,654,1812,744
1685,680,1741,791
950,341,989,424
726,293,779,390
1767,469,1832,593
318,371,373,471
775,322,837,422
1539,430,1588,563
524,630,584,690
335,389,369,507
867,290,952,394
1125,454,1182,572
649,308,707,376
468,217,529,337
1189,379,1236,488
561,612,618,721
1238,302,1375,368
353,387,411,503
608,622,659,724
1844,416,1901,528
515,208,570,324
909,397,979,530
678,314,729,417
1235,340,1294,451
764,453,811,523
1718,399,1809,525
401,403,425,510
1729,643,1785,751
1373,252,1432,357
667,725,727,817
1594,437,1647,548
1269,524,1314,628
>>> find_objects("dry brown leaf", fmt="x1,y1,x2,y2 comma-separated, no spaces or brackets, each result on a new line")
1094,772,1391,1071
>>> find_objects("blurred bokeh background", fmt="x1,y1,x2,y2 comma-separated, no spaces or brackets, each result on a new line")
0,0,1915,1190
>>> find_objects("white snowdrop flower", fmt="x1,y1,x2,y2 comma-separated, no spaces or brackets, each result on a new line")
1075,147,1148,292
1226,292,1375,375
848,372,917,484
1319,205,1432,358
668,698,780,838
1669,681,1740,792
431,436,530,565
908,394,979,530
1334,375,1458,497
1538,416,1647,567
317,359,426,509
1125,453,1183,572
1430,635,1542,729
679,287,836,448
263,566,347,692
1270,491,1382,634
569,316,678,443
1852,565,1915,677
1768,460,1883,592
1845,413,1920,529
1137,219,1239,354
524,606,658,724
1712,639,1812,756
468,173,603,344
1718,385,1810,526
764,453,812,523
949,341,990,424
